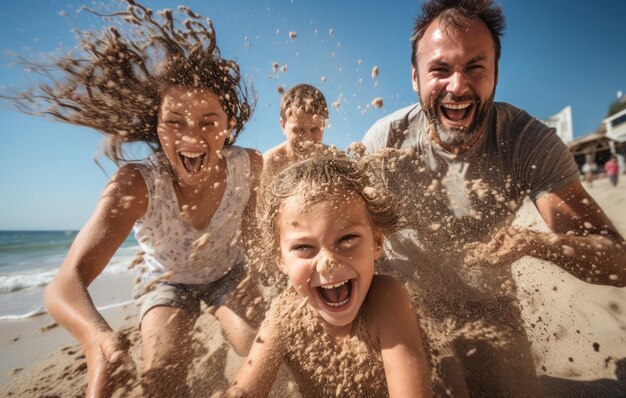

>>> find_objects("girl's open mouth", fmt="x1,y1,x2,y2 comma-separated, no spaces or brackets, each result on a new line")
317,279,353,308
178,151,206,174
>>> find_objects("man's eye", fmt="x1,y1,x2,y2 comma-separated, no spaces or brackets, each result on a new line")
165,120,181,125
466,65,484,72
293,244,311,252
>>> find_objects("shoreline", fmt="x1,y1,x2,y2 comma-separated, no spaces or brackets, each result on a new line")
0,272,137,384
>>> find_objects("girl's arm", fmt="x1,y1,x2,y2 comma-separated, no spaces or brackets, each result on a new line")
370,275,433,398
228,302,285,398
43,164,147,395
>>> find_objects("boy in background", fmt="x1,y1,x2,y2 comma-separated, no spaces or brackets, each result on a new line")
263,84,329,176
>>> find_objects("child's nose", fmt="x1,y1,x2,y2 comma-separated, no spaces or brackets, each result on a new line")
315,252,341,275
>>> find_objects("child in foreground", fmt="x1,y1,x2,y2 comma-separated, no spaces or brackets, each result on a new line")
263,83,329,177
229,156,433,397
13,2,261,396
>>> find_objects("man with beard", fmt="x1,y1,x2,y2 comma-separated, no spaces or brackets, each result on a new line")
361,0,626,396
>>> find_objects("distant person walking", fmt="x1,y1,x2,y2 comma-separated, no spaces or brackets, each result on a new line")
605,155,620,187
582,155,598,187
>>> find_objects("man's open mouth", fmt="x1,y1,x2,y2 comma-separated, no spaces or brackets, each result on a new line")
440,101,474,124
317,279,353,307
178,151,206,174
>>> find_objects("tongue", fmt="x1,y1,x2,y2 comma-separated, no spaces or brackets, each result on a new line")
319,281,351,304
182,155,203,173
441,106,468,122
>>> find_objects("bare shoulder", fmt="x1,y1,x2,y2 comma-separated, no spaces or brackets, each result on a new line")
262,144,289,180
366,275,414,321
263,142,287,162
369,274,409,297
98,163,148,218
106,163,147,193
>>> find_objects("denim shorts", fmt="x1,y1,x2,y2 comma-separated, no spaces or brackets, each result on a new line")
133,264,245,323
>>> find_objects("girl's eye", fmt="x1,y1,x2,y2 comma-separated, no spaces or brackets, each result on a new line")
201,120,219,128
293,244,312,252
338,234,359,248
165,119,181,125
291,244,316,258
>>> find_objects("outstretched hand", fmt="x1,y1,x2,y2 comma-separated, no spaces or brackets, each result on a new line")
464,227,550,267
85,330,137,398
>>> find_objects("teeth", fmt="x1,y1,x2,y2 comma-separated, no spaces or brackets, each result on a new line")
179,151,203,158
320,280,348,289
442,102,471,110
327,297,350,307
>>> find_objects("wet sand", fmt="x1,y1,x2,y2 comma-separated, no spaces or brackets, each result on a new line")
1,176,625,396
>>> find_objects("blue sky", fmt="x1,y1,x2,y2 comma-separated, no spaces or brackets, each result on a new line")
1,0,625,230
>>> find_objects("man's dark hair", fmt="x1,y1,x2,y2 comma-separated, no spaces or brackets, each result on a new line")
410,0,506,68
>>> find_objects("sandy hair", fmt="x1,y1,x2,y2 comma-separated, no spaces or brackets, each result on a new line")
279,83,329,121
7,0,252,164
258,152,401,266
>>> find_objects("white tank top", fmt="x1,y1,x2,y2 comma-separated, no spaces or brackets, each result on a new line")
133,146,252,284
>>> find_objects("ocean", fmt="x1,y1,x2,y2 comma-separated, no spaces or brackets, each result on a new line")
0,230,140,321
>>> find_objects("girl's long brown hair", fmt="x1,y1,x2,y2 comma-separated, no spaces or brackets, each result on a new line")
8,0,253,164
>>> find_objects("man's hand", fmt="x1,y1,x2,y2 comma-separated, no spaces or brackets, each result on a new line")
464,227,551,267
465,223,625,286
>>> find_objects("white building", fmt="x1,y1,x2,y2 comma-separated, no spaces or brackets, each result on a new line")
541,105,573,144
604,108,626,143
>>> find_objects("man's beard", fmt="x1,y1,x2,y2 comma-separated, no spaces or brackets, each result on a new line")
421,90,494,148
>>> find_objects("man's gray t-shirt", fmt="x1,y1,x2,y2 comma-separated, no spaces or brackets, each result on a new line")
361,102,579,396
363,102,579,249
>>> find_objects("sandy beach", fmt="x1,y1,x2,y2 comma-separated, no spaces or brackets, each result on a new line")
1,176,625,397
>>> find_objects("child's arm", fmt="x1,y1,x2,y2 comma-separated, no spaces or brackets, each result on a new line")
228,302,285,397
244,149,263,219
43,164,147,395
370,275,433,398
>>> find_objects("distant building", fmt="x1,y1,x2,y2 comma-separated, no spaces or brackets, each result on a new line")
541,105,573,144
605,108,626,144
567,100,626,174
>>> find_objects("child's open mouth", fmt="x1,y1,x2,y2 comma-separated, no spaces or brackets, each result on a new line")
440,101,474,125
178,151,206,174
317,279,353,308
